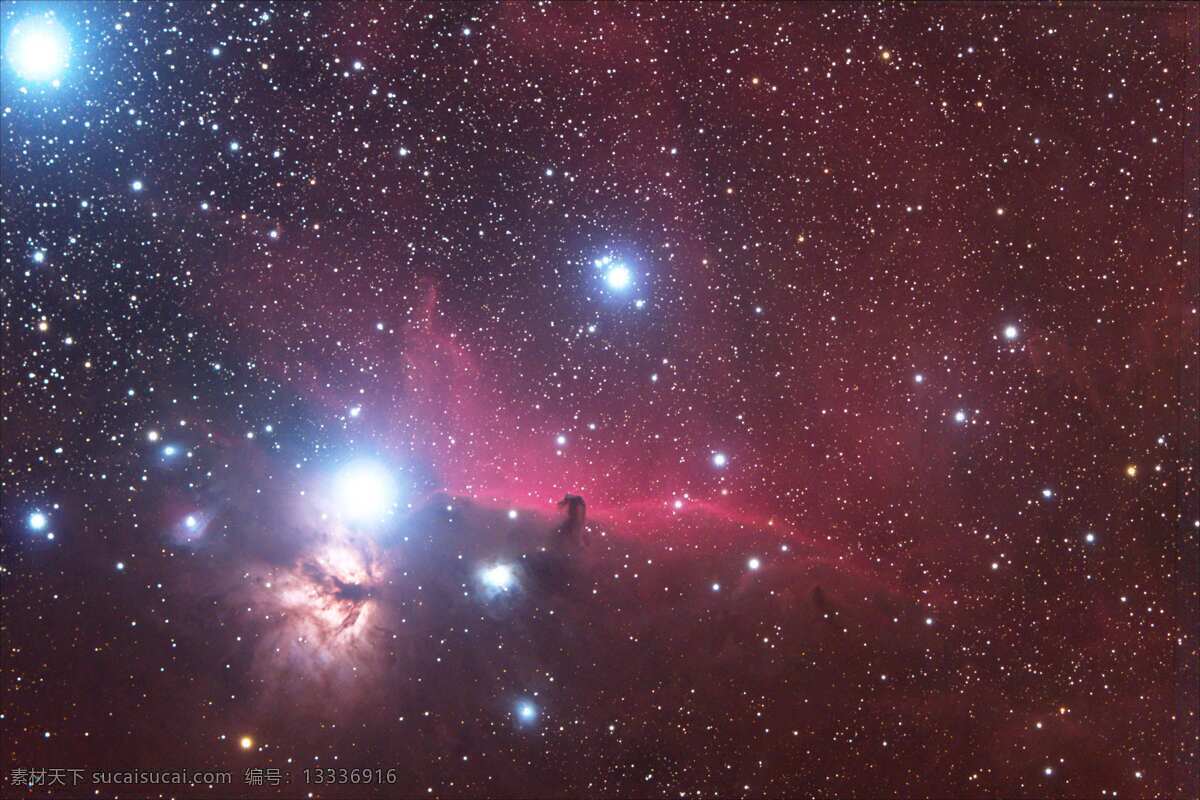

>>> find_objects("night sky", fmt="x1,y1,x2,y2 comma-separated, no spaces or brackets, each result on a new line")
3,2,1198,798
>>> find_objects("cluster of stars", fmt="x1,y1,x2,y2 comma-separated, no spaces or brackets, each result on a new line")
3,3,1192,798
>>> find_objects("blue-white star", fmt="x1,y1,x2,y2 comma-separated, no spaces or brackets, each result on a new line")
7,17,70,82
516,701,538,724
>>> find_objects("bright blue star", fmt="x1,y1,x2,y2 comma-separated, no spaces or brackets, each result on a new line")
516,701,538,723
170,511,211,547
481,564,515,591
594,255,638,296
332,460,398,524
6,17,70,82
605,264,632,290
28,511,47,531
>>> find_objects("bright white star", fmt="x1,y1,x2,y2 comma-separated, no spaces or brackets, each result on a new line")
481,564,514,591
29,511,48,531
333,460,398,524
517,701,537,723
605,264,632,290
7,17,69,82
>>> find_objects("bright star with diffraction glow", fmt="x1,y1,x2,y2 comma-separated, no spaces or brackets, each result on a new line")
6,17,70,82
332,460,398,524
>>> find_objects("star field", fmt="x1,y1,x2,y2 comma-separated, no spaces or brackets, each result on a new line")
2,3,1198,798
